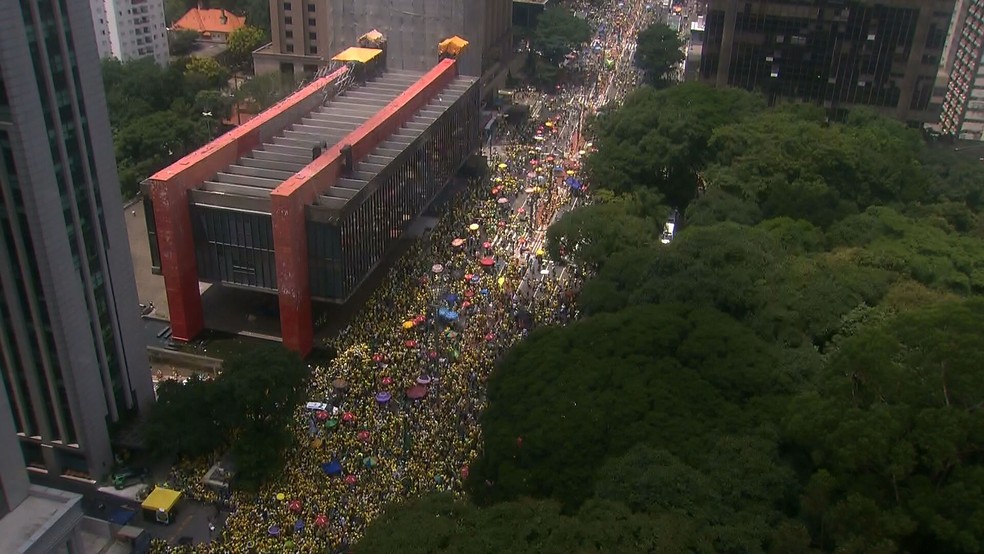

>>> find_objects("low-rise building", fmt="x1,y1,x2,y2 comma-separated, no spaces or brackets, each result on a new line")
172,7,247,42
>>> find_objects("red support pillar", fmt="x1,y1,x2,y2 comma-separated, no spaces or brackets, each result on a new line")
271,193,313,356
150,179,204,342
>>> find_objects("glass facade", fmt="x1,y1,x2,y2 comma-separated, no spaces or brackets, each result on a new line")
701,1,951,121
192,207,278,291
309,83,481,300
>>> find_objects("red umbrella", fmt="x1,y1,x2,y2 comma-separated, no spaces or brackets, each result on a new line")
315,410,329,421
464,289,475,298
462,301,471,309
342,411,355,423
288,499,302,513
464,273,473,281
372,353,384,363
427,350,438,360
404,339,418,348
485,332,496,342
344,474,358,485
482,241,492,249
314,514,328,527
407,385,428,400
381,376,393,386
413,315,426,325
497,220,506,228
357,430,370,442
480,257,495,267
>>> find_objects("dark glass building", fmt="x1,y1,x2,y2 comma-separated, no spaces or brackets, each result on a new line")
0,0,153,479
699,0,957,123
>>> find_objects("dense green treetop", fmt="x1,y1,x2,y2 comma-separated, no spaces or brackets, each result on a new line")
634,22,684,87
585,84,763,208
359,86,984,553
532,7,593,64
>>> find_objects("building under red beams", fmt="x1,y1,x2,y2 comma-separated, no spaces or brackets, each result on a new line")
141,45,481,356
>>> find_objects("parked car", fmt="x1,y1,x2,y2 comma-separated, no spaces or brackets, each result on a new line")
112,467,150,490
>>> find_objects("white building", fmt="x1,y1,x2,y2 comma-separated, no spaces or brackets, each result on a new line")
89,0,170,65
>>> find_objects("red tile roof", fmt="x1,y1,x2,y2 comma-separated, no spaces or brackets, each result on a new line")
173,8,246,36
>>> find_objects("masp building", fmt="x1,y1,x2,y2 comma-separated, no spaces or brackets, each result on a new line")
143,40,481,356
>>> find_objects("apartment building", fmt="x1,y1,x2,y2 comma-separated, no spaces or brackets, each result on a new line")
254,0,512,82
940,0,984,139
698,0,957,124
90,0,170,65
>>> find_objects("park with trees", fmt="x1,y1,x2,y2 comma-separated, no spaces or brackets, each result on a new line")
356,82,984,554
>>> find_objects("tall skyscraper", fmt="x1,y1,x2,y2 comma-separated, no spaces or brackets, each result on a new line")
698,0,957,124
940,0,984,139
0,0,154,480
253,0,512,82
89,0,170,65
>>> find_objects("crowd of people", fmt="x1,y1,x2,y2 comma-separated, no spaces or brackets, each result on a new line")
151,0,651,552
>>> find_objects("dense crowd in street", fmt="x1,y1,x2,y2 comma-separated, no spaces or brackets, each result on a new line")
152,0,652,551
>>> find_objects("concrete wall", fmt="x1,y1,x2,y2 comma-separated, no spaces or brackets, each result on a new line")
271,58,460,354
0,383,29,515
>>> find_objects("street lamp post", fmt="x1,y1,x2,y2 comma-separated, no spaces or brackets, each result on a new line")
202,110,213,137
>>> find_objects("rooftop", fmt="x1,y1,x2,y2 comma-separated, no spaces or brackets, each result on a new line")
199,69,427,200
318,77,476,212
173,8,246,36
0,485,82,554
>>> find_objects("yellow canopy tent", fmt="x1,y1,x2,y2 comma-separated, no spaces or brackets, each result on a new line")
439,36,469,57
141,487,182,524
331,47,383,64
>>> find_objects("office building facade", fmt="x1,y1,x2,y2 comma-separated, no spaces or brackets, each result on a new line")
699,0,957,123
89,0,170,65
254,0,511,81
940,0,984,139
0,0,154,479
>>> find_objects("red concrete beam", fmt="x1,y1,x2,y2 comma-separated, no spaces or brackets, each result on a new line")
271,58,460,356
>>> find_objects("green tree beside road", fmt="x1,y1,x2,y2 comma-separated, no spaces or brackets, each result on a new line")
142,346,307,489
634,22,684,86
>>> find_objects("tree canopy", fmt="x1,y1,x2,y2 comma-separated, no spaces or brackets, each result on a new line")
142,346,307,489
359,83,984,554
634,22,684,86
532,7,592,64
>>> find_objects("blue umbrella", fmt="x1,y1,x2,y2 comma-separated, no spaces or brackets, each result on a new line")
446,293,459,304
321,459,342,476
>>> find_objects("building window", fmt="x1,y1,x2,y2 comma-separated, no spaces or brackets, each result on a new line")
307,3,315,11
286,43,294,53
285,30,293,38
309,45,317,54
283,2,291,10
309,32,316,40
285,16,292,24
308,18,316,26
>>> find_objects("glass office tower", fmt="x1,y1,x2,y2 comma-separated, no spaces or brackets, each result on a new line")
0,0,153,480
